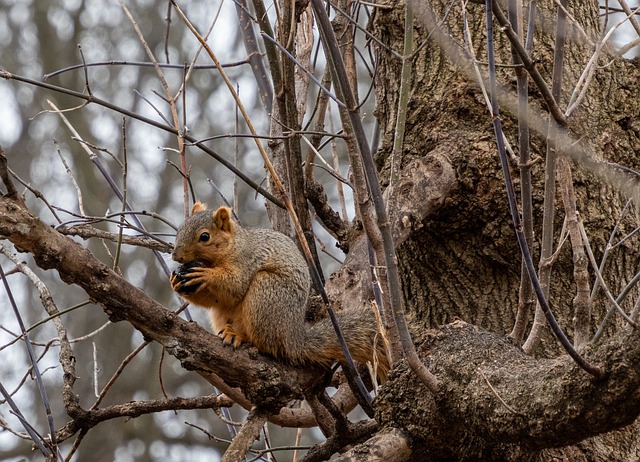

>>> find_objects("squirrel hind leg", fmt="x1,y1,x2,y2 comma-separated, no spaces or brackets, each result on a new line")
208,311,249,349
219,323,248,348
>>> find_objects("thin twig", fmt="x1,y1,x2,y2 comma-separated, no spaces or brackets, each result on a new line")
234,0,273,113
485,0,601,377
522,0,567,354
261,31,346,108
221,408,269,462
312,0,439,393
171,0,376,414
0,264,59,455
565,4,640,117
6,164,62,223
91,341,150,409
557,156,591,347
43,59,253,80
0,382,52,458
478,369,520,415
508,0,536,345
491,1,566,127
578,219,638,329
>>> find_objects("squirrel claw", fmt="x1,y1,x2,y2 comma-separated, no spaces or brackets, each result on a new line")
171,275,202,295
221,335,238,348
172,261,206,278
171,261,206,295
220,325,245,348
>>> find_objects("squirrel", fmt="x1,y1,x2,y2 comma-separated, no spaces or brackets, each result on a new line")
170,202,389,381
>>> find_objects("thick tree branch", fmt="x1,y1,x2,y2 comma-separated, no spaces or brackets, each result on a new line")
0,194,310,408
377,321,640,460
334,428,411,462
221,407,268,462
302,419,378,462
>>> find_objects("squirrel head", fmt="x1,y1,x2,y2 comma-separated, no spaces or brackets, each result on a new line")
172,202,236,265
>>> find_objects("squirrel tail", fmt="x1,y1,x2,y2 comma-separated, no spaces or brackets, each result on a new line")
302,308,390,383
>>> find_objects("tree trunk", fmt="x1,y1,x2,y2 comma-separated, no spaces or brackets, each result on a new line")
367,0,640,459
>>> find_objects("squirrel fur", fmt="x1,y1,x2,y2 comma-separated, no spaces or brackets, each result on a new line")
170,202,389,381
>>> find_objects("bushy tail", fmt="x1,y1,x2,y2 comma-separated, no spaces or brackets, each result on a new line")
302,308,390,383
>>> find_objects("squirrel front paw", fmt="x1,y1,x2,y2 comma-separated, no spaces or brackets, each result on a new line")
219,324,247,349
170,261,206,295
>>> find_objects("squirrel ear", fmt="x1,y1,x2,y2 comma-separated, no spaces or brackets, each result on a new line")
213,206,234,233
191,202,207,214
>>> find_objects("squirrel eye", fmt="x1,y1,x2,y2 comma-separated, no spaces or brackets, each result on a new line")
198,232,210,242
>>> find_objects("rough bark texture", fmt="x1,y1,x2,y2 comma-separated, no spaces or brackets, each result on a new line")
376,321,640,461
367,0,640,459
372,0,640,338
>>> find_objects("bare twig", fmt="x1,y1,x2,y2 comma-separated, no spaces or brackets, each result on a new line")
578,220,638,329
171,0,376,415
42,60,253,80
0,382,52,457
312,0,439,393
485,0,601,377
0,244,77,461
618,0,640,38
91,341,150,409
0,264,59,455
490,1,566,127
5,165,61,222
522,0,567,354
328,111,349,220
58,224,171,251
382,0,415,365
117,0,190,214
221,407,269,462
557,157,591,346
234,0,273,113
565,4,640,117
261,31,346,108
478,369,520,415
509,0,536,345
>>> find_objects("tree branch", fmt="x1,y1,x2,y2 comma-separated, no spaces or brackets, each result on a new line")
376,320,640,460
334,428,411,462
56,394,232,443
0,194,307,407
221,407,269,462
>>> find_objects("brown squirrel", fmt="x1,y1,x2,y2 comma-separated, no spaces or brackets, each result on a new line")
170,202,389,381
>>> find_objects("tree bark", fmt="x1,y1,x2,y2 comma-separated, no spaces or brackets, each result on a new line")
370,0,640,338
365,0,640,459
376,321,640,461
